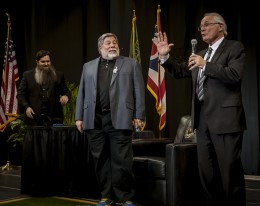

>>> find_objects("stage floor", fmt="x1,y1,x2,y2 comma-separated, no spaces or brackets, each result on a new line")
1,166,260,205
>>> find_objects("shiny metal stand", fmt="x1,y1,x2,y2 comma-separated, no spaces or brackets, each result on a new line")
1,160,18,171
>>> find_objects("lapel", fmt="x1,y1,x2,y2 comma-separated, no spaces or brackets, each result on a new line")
92,57,100,88
202,39,226,83
110,56,124,86
210,39,226,63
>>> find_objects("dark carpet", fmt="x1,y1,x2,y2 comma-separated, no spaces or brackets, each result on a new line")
0,196,97,205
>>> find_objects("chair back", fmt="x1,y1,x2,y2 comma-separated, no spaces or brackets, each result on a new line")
174,115,196,143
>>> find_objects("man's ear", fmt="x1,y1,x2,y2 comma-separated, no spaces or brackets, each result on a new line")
219,24,223,32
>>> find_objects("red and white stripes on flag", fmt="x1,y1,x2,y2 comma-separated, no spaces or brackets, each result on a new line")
0,17,19,132
147,6,166,130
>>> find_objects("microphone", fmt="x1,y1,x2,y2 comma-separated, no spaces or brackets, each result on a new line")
191,39,197,54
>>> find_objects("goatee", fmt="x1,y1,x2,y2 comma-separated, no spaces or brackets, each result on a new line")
107,50,119,60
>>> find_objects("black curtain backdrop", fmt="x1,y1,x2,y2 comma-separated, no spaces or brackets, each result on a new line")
0,0,259,175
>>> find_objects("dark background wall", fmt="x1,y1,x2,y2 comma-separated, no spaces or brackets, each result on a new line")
0,0,259,175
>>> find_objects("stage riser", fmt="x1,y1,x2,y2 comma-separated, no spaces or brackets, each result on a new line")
0,166,21,201
0,169,260,205
245,175,260,206
0,174,20,189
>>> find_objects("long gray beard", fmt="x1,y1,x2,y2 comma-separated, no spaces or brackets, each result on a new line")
35,66,57,85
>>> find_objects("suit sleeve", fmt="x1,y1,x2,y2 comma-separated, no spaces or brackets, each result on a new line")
75,67,85,121
59,72,71,100
17,72,30,111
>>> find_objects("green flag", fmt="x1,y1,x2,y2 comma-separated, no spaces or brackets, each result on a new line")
129,11,141,64
129,11,146,131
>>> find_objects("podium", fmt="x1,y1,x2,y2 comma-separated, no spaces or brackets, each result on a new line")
21,126,99,197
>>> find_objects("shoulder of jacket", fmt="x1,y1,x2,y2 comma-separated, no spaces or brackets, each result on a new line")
23,69,35,76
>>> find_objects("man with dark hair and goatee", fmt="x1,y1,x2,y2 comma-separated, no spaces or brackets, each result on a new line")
17,50,71,126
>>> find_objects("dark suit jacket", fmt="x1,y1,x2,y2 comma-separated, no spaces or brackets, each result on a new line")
163,39,246,134
75,56,146,130
17,69,71,125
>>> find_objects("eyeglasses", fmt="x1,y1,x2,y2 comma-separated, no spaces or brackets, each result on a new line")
198,22,222,31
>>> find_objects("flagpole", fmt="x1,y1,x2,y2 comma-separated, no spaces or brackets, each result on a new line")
157,5,163,138
131,10,135,59
0,13,18,172
157,5,161,115
2,13,11,107
4,13,11,75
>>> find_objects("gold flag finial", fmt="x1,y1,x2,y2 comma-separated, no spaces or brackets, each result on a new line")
6,13,10,21
6,13,11,26
157,5,161,12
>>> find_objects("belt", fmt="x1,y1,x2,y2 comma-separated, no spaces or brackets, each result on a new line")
96,108,110,115
102,108,110,112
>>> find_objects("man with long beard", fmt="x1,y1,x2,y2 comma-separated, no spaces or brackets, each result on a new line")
17,50,70,126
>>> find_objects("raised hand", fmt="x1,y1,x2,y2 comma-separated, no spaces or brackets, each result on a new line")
152,32,174,58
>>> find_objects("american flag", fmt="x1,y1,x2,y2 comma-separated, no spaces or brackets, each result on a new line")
0,26,19,132
147,6,166,130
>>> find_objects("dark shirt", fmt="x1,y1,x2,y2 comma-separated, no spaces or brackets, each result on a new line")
96,57,115,112
39,84,52,125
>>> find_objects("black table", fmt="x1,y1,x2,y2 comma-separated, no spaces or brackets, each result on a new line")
21,126,98,197
133,130,155,139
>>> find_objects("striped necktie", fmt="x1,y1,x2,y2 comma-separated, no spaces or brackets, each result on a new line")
196,47,213,101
